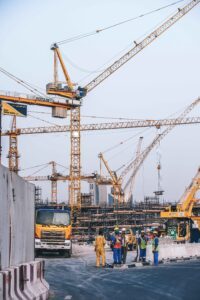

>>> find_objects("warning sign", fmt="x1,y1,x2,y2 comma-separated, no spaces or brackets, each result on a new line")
2,102,27,117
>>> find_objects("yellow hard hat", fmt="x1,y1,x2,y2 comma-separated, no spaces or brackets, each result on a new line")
153,231,158,234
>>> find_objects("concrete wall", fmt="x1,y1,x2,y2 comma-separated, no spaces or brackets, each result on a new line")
146,242,200,262
0,165,35,269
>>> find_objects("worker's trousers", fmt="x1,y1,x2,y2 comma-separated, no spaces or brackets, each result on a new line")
113,248,121,264
153,251,159,266
121,247,127,264
96,248,106,267
139,248,146,262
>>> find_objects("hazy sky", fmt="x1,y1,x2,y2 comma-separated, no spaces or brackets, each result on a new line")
0,0,199,203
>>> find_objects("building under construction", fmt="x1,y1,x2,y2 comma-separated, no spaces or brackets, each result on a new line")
72,196,167,241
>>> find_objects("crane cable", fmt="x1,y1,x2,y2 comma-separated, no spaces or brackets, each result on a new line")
56,0,184,45
0,67,56,101
20,162,49,172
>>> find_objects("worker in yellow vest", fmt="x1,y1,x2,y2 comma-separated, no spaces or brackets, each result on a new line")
138,230,148,262
94,229,106,267
152,231,159,266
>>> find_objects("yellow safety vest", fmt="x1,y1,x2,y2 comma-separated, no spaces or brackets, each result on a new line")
140,237,147,249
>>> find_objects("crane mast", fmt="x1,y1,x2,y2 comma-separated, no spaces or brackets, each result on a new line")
49,161,58,203
123,137,143,202
7,115,19,173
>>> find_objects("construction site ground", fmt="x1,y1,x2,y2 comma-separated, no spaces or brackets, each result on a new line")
44,244,200,300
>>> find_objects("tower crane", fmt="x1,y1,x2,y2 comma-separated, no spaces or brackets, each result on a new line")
3,115,200,175
7,115,19,173
23,161,95,203
0,0,199,210
2,116,200,136
120,97,200,183
97,97,200,206
98,137,144,206
123,137,143,203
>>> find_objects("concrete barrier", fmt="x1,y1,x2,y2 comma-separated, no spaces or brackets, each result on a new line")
0,261,49,300
146,243,200,262
0,165,50,299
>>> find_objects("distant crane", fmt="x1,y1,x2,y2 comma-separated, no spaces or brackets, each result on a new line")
23,161,95,203
98,97,200,205
123,137,143,203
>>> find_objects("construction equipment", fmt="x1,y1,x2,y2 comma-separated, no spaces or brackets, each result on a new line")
161,168,200,242
2,116,200,137
123,137,143,202
98,152,123,206
0,0,199,209
35,205,72,257
4,115,200,176
98,97,200,207
23,161,95,204
46,43,87,100
98,137,144,206
119,97,200,186
7,116,19,173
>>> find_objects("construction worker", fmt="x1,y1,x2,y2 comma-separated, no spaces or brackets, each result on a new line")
138,230,148,262
94,229,106,267
112,227,122,265
121,228,128,264
152,231,159,266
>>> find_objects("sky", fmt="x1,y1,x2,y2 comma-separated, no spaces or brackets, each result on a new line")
0,0,200,203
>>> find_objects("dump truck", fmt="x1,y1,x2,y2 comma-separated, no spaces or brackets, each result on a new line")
35,205,72,257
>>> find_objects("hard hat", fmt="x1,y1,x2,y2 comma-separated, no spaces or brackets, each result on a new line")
141,230,145,233
153,231,158,234
114,226,119,231
122,228,126,232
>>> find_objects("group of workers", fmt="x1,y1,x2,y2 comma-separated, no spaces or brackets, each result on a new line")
94,227,159,268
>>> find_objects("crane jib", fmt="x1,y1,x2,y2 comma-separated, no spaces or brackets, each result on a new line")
85,0,200,93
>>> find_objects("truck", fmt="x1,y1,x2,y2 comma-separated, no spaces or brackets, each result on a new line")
35,205,72,257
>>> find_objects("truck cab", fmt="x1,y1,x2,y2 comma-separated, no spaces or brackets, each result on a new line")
35,205,72,257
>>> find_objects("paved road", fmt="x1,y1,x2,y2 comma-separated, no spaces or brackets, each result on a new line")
44,245,200,300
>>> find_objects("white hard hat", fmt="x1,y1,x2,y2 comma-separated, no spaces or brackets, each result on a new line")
122,228,126,232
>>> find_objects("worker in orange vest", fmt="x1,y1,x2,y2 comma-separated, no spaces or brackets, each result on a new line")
94,229,106,267
112,227,122,265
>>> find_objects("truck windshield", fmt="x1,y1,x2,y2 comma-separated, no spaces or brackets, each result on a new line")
36,211,70,226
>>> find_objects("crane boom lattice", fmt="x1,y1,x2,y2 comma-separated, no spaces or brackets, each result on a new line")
85,0,200,92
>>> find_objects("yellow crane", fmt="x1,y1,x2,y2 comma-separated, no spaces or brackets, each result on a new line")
0,0,199,210
98,137,143,206
23,161,95,203
3,115,200,175
161,168,200,242
2,116,200,136
98,97,200,206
